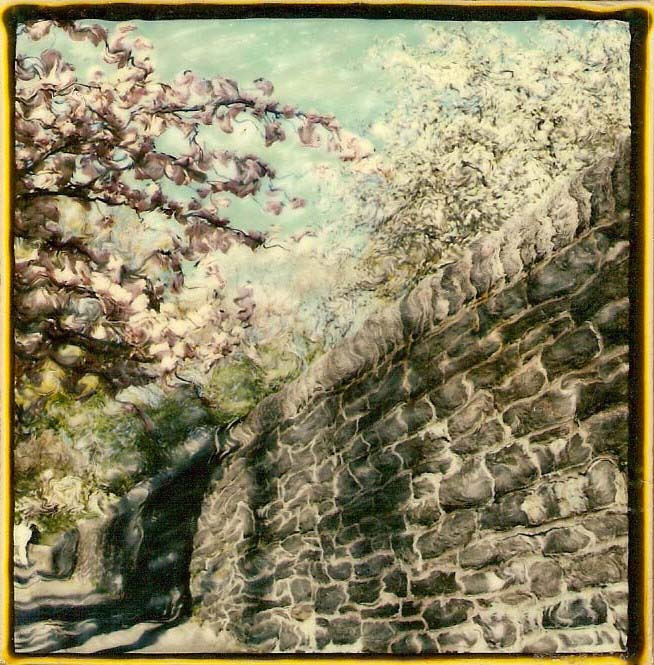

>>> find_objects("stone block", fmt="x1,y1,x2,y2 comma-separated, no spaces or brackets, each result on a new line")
582,512,628,540
523,635,560,654
477,281,530,334
439,458,494,510
341,476,412,528
328,615,361,645
584,407,629,467
391,533,417,564
447,392,495,439
416,510,476,559
436,626,482,651
368,449,403,478
315,626,331,650
503,388,576,437
411,473,439,500
410,570,457,597
586,459,623,509
459,540,500,569
362,411,409,448
571,253,629,323
327,561,352,581
397,398,434,435
521,483,563,525
278,624,302,651
531,431,590,476
451,418,506,456
407,497,442,527
543,527,592,555
290,577,313,603
473,613,518,648
282,468,314,501
247,618,280,646
560,433,593,468
348,579,382,604
501,299,570,345
439,334,503,381
362,603,400,618
336,471,361,501
311,561,330,584
392,436,428,470
486,534,539,563
494,366,547,409
342,362,387,404
529,560,564,598
328,420,359,454
486,442,539,495
367,363,410,415
593,298,629,346
406,358,443,396
555,625,625,651
315,585,346,614
480,491,529,531
541,325,601,378
542,594,608,629
604,588,629,632
527,234,602,305
565,546,627,591
354,554,395,579
392,619,427,632
361,621,395,653
401,600,422,616
423,599,473,629
440,260,477,313
467,345,521,389
409,310,479,366
389,634,422,654
429,375,471,417
343,434,371,462
416,634,440,653
342,395,370,420
383,569,408,597
458,571,507,595
279,397,340,446
357,513,403,537
348,458,383,490
348,539,372,560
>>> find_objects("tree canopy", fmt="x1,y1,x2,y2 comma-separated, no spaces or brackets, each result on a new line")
355,22,630,297
14,19,365,403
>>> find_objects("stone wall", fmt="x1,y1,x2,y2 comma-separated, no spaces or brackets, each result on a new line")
189,143,631,654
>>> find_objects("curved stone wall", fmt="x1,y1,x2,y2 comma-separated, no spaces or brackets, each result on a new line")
189,142,631,654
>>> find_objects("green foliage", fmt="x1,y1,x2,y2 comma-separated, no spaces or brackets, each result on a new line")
255,339,306,392
134,388,217,475
201,337,320,425
27,510,86,537
202,356,266,424
13,335,323,535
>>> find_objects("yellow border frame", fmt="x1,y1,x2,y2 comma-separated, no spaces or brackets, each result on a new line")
0,2,651,664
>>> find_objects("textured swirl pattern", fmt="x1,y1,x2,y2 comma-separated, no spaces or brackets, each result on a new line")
189,142,631,653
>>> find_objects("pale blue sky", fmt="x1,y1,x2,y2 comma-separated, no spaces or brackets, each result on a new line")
16,18,629,237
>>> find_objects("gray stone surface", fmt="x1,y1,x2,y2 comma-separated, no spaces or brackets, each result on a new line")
188,145,630,653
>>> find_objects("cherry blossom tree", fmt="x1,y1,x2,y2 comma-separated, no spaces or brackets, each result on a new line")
353,22,630,299
14,19,359,399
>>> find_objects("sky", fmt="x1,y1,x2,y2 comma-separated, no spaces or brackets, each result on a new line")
15,18,631,343
69,18,616,134
16,18,628,238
